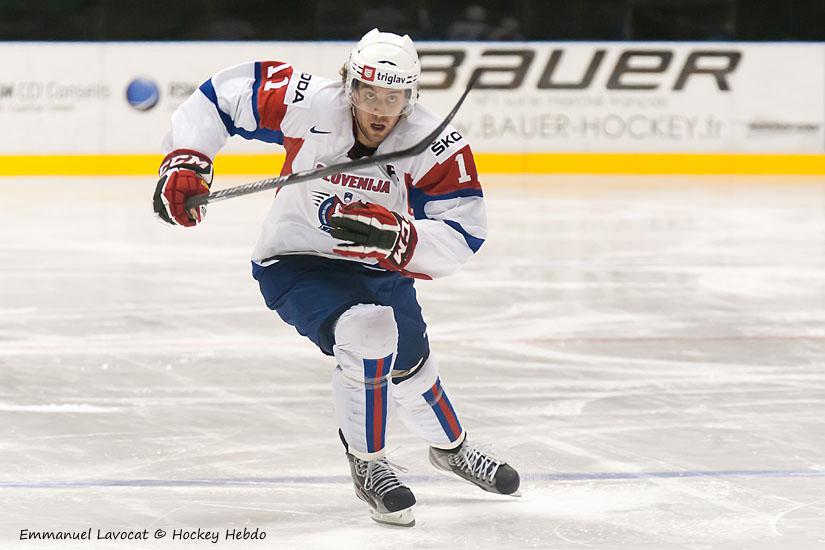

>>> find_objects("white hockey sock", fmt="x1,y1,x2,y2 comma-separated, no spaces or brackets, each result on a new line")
331,304,398,460
391,354,466,448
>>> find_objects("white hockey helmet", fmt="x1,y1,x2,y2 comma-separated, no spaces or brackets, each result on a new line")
346,28,420,117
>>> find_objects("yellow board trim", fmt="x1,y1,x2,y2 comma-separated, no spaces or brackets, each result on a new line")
2,153,825,176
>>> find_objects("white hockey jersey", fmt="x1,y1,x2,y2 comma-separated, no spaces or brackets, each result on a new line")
163,60,487,279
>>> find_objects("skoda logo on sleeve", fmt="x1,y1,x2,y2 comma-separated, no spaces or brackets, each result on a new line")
125,78,160,112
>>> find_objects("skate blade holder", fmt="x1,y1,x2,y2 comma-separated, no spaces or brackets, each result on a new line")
370,507,415,527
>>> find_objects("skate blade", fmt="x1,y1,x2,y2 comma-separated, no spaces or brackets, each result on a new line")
370,507,415,527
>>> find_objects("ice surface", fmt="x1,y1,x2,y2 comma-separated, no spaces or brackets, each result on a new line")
1,175,824,549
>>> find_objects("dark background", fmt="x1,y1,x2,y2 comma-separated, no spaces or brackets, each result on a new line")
0,0,821,41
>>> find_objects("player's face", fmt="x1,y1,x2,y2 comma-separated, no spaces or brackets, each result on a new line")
351,84,407,147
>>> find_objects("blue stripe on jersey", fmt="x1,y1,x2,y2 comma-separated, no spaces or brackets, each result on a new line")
251,62,262,126
443,220,485,253
407,187,484,220
407,187,485,252
198,79,284,145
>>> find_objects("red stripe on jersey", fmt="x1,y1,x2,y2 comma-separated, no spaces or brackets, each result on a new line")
396,267,433,281
414,144,481,195
280,137,304,176
257,62,293,132
404,172,416,217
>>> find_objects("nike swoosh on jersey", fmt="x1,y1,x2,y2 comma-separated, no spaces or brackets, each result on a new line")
309,126,331,134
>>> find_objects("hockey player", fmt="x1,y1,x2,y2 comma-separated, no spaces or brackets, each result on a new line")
152,29,519,527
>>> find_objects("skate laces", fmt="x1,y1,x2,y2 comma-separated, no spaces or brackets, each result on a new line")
450,444,501,484
356,457,407,496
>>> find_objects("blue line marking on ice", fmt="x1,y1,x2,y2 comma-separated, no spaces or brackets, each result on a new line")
2,469,825,489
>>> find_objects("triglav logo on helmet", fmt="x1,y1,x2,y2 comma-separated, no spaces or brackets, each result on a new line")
375,72,411,86
361,66,376,82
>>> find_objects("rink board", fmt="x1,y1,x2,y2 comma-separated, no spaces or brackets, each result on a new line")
1,42,824,174
3,152,825,176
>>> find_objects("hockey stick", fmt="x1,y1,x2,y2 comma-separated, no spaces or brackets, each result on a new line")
184,78,476,211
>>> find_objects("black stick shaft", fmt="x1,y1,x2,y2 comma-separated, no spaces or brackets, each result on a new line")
184,79,474,211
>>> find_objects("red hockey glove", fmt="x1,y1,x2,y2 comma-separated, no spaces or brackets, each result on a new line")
153,149,213,227
329,201,418,271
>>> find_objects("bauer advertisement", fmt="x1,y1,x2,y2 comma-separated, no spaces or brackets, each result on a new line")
0,42,822,156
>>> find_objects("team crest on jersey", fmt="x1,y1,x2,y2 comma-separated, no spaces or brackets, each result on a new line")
312,191,343,232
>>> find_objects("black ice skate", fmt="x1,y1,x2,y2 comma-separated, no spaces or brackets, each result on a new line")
340,432,416,527
429,439,520,496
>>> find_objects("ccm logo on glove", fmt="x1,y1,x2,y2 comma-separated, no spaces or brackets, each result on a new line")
159,152,212,174
329,201,418,272
153,149,214,227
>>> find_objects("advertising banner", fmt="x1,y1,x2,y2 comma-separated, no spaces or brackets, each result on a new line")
0,42,823,172
427,44,824,153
